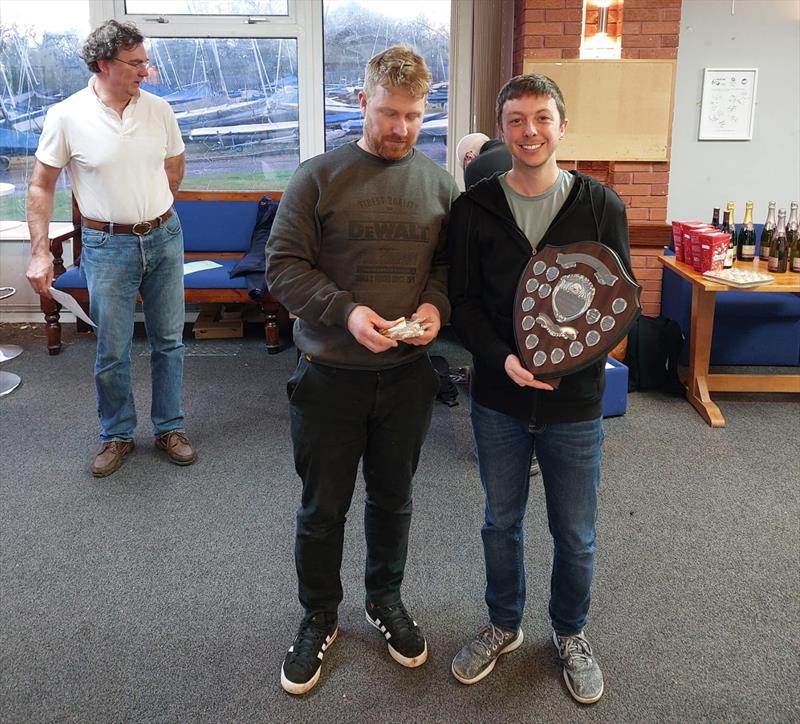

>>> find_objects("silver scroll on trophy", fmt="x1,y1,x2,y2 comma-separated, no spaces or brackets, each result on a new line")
513,241,641,380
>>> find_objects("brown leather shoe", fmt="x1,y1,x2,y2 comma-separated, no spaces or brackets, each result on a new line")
155,431,196,466
91,440,134,478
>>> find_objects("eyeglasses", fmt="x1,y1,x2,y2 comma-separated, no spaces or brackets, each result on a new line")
112,58,152,70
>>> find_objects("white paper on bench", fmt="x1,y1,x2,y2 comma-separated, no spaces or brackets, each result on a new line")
183,260,222,275
49,287,97,328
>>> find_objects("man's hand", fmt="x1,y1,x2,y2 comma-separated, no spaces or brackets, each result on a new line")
402,302,441,346
347,305,399,353
504,354,554,390
26,252,54,298
26,159,60,299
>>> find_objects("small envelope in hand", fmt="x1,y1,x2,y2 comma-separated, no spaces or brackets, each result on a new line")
380,317,430,340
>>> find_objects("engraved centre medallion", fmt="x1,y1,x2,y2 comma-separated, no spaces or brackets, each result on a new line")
551,274,595,323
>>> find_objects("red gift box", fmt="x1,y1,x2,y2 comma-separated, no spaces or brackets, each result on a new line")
687,224,716,271
699,231,731,272
675,221,708,265
671,221,684,262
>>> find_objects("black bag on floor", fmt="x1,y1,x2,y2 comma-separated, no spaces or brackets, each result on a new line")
430,355,459,407
624,315,685,395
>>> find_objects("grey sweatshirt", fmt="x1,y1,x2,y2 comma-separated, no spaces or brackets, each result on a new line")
266,141,458,370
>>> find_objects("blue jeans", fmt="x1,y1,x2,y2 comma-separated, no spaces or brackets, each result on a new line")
80,213,186,442
470,400,604,635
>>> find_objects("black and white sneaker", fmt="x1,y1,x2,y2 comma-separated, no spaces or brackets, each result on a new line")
280,612,338,695
365,601,428,667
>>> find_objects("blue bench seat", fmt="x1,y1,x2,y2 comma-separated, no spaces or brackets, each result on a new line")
53,259,251,291
42,191,285,355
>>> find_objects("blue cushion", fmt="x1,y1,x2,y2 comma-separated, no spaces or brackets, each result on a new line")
229,196,279,278
53,266,86,289
173,200,258,253
54,260,248,290
184,260,247,289
603,357,628,417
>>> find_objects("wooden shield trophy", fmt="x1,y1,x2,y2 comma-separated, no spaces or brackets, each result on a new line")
513,241,641,380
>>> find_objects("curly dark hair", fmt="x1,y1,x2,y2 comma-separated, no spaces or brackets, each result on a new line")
80,20,144,74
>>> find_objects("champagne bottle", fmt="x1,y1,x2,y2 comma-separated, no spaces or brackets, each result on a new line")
759,201,776,261
790,231,800,273
726,201,736,238
768,209,788,273
736,201,756,261
787,202,799,273
711,207,720,228
720,211,734,268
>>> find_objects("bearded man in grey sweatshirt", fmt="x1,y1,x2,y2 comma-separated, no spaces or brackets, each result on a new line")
266,45,458,696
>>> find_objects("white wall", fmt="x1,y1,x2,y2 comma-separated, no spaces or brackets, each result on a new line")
667,0,800,223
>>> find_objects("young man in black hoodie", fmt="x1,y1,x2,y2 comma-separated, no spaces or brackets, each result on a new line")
447,74,631,704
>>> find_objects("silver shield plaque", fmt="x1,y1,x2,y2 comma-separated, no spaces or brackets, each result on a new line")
513,241,641,379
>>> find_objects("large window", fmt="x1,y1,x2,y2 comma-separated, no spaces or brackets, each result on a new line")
144,37,300,190
322,0,450,166
0,0,470,221
0,1,90,222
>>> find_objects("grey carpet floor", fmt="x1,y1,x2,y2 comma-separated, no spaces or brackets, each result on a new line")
0,322,798,724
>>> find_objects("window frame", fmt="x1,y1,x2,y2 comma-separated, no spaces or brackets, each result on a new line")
108,0,297,29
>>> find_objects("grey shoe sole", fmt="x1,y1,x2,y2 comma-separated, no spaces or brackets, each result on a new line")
561,667,604,704
451,628,524,685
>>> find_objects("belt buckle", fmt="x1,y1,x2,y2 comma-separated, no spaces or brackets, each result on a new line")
132,220,152,235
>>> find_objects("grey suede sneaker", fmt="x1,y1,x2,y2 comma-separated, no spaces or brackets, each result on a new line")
552,630,604,704
451,623,523,684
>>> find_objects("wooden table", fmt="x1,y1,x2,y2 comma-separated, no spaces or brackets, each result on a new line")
659,256,800,427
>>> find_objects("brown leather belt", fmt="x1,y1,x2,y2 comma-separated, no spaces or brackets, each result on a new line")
82,207,173,235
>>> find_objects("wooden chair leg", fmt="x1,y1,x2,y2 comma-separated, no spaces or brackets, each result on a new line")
259,299,287,354
41,296,62,355
264,309,280,354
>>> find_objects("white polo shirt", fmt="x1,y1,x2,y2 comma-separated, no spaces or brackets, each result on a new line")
35,77,185,224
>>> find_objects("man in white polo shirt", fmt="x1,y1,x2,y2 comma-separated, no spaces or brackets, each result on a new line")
26,20,195,477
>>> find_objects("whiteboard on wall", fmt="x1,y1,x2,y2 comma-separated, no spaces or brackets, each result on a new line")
521,59,676,161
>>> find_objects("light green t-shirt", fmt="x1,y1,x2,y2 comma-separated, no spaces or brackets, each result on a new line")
499,169,575,251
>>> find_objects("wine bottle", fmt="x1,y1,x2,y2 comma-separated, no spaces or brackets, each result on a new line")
787,202,799,273
720,211,735,268
736,201,756,261
759,201,776,261
711,207,720,228
768,209,788,273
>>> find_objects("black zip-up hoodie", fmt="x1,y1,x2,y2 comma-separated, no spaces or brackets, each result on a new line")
448,170,633,424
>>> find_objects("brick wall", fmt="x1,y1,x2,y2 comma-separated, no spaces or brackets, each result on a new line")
615,0,680,237
512,0,682,316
